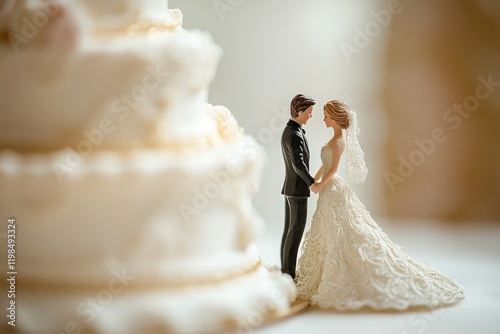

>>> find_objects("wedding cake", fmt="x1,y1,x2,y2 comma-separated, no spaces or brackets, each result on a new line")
0,0,296,333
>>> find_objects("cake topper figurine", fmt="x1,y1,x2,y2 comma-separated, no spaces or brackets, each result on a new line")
295,99,465,310
280,94,318,280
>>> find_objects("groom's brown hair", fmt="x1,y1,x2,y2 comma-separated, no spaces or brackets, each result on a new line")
290,94,315,118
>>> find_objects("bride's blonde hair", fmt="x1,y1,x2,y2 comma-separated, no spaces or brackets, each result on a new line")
324,100,350,129
325,99,369,183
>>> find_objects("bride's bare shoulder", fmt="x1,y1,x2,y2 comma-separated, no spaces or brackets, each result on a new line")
327,139,345,153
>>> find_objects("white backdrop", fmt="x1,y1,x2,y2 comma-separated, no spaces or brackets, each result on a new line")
171,0,390,234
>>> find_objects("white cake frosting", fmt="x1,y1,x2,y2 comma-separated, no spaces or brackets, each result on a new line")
1,108,263,284
0,0,217,151
0,1,296,333
82,0,170,29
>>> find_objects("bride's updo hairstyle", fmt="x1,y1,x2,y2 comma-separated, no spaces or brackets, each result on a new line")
325,99,368,183
324,100,350,129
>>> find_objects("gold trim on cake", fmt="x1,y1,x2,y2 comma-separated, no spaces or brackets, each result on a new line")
0,105,242,155
0,135,222,155
17,258,263,292
94,9,183,37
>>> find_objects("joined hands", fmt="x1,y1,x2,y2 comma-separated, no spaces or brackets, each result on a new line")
310,182,322,194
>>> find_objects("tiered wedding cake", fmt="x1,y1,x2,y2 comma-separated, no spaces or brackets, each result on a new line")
0,0,296,333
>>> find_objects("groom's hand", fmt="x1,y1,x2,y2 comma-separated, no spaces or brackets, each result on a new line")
310,182,320,194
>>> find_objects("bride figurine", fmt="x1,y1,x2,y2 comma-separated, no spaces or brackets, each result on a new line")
296,99,465,310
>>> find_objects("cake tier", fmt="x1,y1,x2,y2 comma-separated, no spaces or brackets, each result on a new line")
0,106,265,285
0,0,219,151
6,263,296,334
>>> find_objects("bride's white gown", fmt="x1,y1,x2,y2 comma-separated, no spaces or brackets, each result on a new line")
296,145,464,310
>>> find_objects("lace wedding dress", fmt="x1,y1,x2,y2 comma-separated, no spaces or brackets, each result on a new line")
296,145,464,310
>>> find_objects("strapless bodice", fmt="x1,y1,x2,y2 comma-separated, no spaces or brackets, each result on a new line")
320,145,332,178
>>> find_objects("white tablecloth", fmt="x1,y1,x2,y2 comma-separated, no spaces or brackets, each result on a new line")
254,220,500,334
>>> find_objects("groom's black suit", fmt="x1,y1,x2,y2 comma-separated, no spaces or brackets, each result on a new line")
281,120,315,279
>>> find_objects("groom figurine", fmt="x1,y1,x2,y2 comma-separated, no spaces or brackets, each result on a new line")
280,94,317,279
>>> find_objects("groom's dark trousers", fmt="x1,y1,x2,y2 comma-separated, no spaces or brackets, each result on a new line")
281,120,315,279
281,197,308,279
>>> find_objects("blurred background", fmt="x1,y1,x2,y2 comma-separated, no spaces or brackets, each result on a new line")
171,0,500,235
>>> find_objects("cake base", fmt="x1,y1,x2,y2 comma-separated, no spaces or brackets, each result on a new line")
2,301,309,334
6,264,298,334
